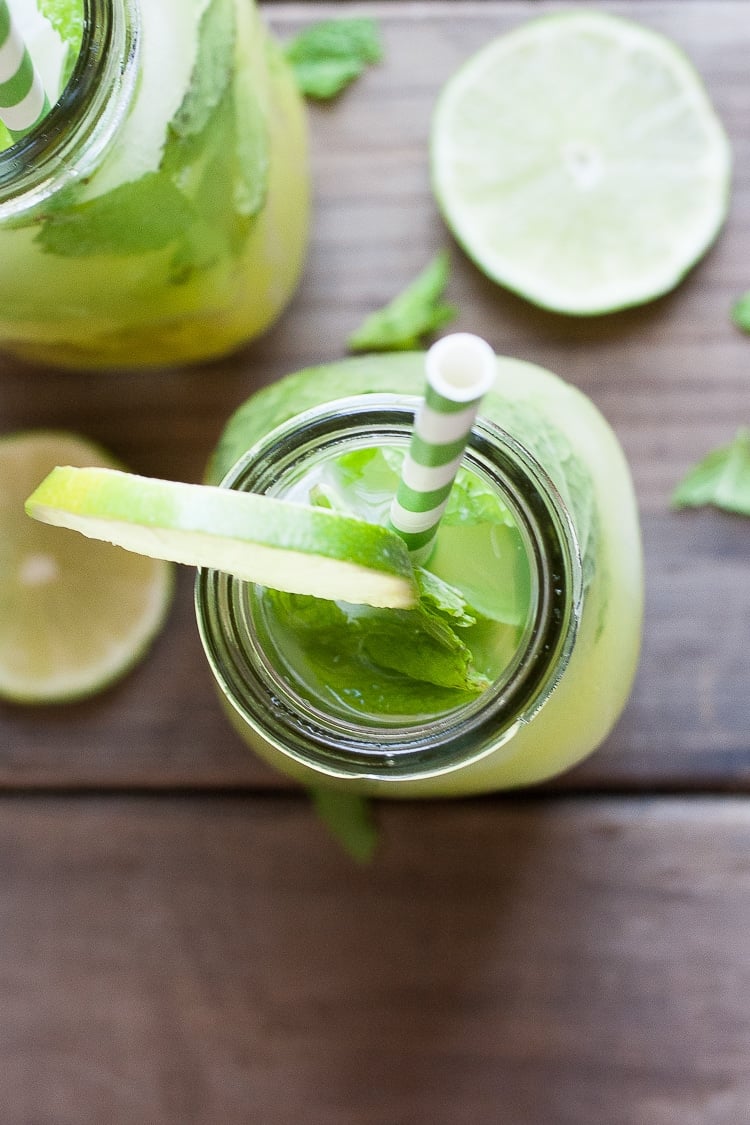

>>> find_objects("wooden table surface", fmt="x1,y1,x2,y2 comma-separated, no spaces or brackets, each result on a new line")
1,2,749,1121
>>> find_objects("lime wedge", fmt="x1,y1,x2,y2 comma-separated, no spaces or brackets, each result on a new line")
0,432,173,704
26,466,418,609
431,10,731,315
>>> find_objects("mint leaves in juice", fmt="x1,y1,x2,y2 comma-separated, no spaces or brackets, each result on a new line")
0,0,308,367
252,446,533,723
36,0,269,267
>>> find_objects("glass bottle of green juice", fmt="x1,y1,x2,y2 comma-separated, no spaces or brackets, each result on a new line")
196,353,643,797
0,0,308,368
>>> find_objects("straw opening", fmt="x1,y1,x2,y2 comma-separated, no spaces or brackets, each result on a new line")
424,332,496,402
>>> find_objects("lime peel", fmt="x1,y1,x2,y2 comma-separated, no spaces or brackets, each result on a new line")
26,466,419,609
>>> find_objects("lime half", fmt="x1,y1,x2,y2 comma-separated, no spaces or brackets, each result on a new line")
26,466,418,609
431,10,731,315
1,432,173,704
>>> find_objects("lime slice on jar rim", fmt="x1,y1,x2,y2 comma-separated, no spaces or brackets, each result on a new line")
430,9,731,316
26,464,419,610
0,431,173,704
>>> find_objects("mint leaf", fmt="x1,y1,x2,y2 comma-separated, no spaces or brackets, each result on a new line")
265,586,489,701
361,606,489,693
232,61,269,218
732,292,750,334
293,57,364,100
415,567,476,627
348,252,458,352
285,18,382,100
310,788,378,863
672,428,750,515
37,0,83,88
167,0,234,147
159,0,268,280
35,174,195,257
37,0,83,49
441,470,515,528
266,478,490,695
163,0,268,219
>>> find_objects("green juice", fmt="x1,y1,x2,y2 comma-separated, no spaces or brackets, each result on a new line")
0,0,309,367
253,446,533,723
200,352,643,797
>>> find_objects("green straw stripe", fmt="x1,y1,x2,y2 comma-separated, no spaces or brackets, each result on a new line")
0,50,33,106
0,0,50,140
395,479,453,514
398,450,463,493
389,334,496,559
410,431,469,468
390,493,449,532
390,524,439,553
424,383,476,415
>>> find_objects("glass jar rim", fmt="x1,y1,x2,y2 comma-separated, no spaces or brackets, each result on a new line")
0,0,139,213
196,393,584,782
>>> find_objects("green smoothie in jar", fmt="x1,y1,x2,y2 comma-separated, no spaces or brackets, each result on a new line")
0,0,308,367
197,346,643,797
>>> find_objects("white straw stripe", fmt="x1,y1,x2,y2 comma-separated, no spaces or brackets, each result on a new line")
388,333,496,559
0,72,45,128
0,25,25,81
415,401,481,446
389,498,450,535
400,453,463,492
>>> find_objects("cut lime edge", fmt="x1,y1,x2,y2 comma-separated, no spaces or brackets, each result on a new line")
430,8,732,316
25,466,419,610
0,562,175,706
0,429,175,705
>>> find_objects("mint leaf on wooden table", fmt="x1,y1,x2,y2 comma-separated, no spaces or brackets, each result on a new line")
348,251,458,352
731,292,750,333
310,788,378,863
672,429,750,516
284,18,383,100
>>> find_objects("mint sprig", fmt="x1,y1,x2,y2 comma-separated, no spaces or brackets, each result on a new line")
310,788,378,863
672,428,750,515
348,251,458,352
166,0,234,147
284,18,382,100
731,292,750,334
266,586,489,698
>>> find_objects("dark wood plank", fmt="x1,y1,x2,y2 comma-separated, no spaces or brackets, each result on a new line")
1,794,750,1124
0,2,748,789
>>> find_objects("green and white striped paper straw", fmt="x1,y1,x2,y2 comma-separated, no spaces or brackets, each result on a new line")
0,0,50,141
389,333,496,563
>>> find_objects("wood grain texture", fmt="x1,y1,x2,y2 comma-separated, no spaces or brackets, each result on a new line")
0,1,748,789
1,795,750,1125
